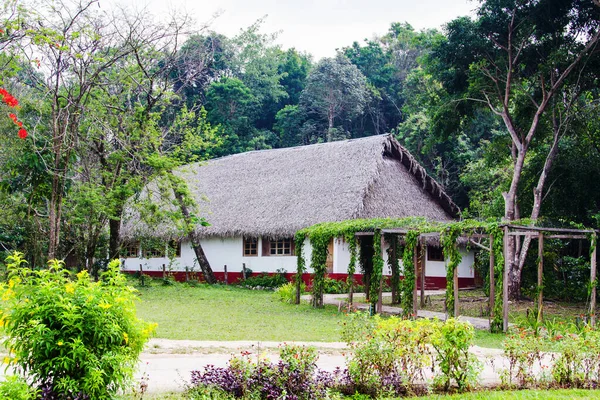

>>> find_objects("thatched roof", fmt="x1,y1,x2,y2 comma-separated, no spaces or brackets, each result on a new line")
121,134,459,240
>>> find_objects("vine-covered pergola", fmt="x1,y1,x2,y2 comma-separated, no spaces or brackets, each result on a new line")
294,218,598,332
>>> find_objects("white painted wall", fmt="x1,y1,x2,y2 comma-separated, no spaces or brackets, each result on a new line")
121,236,307,275
120,235,474,279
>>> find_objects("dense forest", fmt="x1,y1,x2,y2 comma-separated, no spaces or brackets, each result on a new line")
0,0,599,296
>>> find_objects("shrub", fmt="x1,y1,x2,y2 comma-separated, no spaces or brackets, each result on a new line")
341,313,480,396
0,376,38,400
501,328,546,388
275,281,306,303
0,252,156,399
189,344,332,399
552,329,600,387
323,277,347,294
237,269,288,289
430,318,481,392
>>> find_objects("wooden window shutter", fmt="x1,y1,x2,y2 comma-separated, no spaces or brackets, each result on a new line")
261,237,271,256
291,239,296,256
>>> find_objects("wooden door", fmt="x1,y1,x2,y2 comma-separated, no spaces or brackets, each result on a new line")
326,238,334,273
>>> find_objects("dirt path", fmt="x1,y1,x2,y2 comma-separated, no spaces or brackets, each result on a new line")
139,339,511,394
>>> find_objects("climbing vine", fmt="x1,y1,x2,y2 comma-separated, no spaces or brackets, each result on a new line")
293,217,592,334
371,229,384,313
489,224,505,332
400,230,420,317
294,233,306,305
441,225,462,317
310,234,329,308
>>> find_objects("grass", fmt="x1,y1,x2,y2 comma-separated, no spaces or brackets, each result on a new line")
419,289,589,325
418,389,600,399
120,389,600,399
134,282,344,341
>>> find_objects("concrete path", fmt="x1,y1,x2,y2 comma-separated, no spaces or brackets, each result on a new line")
138,339,519,394
303,291,493,330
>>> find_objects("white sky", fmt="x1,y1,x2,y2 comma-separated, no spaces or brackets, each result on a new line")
110,0,477,60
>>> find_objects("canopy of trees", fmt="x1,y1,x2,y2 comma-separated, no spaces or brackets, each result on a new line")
1,0,599,299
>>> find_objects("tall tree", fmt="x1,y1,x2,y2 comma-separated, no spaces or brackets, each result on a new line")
432,0,600,297
300,53,369,142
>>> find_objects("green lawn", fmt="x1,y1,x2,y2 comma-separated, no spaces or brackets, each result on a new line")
134,282,510,347
135,283,344,341
127,389,600,399
418,389,600,399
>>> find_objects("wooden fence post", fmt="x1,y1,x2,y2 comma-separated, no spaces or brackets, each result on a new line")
453,265,459,318
242,263,247,280
591,233,597,327
503,225,509,333
537,232,544,323
421,245,426,308
162,264,166,279
224,265,228,285
413,243,418,316
489,234,495,326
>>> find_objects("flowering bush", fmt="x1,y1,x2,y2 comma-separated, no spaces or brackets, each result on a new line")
343,314,434,396
552,329,600,387
189,344,333,399
501,328,547,388
0,87,27,139
341,313,480,396
0,252,156,399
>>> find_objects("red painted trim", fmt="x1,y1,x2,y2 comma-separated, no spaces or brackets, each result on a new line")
122,270,476,290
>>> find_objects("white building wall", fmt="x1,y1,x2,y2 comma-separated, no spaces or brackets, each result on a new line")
120,235,474,279
121,236,308,275
424,248,474,278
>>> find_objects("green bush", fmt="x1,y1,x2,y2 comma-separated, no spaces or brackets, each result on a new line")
552,329,600,387
236,269,288,289
341,313,480,396
0,252,156,399
430,318,481,392
501,328,546,388
275,281,306,303
0,376,38,400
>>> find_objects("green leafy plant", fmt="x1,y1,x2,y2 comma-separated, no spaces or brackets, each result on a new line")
552,329,600,388
0,375,38,400
275,281,306,303
0,252,156,399
501,328,547,388
236,270,288,289
341,312,480,396
430,318,481,392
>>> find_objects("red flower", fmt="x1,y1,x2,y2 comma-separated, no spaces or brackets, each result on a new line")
17,121,22,127
8,113,17,123
0,88,19,107
18,128,27,139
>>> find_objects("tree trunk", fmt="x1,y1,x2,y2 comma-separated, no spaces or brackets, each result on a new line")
109,214,123,260
48,174,64,260
502,142,528,299
171,185,216,284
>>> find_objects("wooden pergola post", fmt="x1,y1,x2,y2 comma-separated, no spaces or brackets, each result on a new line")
453,264,459,317
537,232,544,324
489,234,495,325
503,225,509,332
377,232,385,314
413,242,419,316
591,232,597,327
421,244,426,308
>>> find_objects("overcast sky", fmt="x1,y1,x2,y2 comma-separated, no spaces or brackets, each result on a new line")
113,0,477,60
